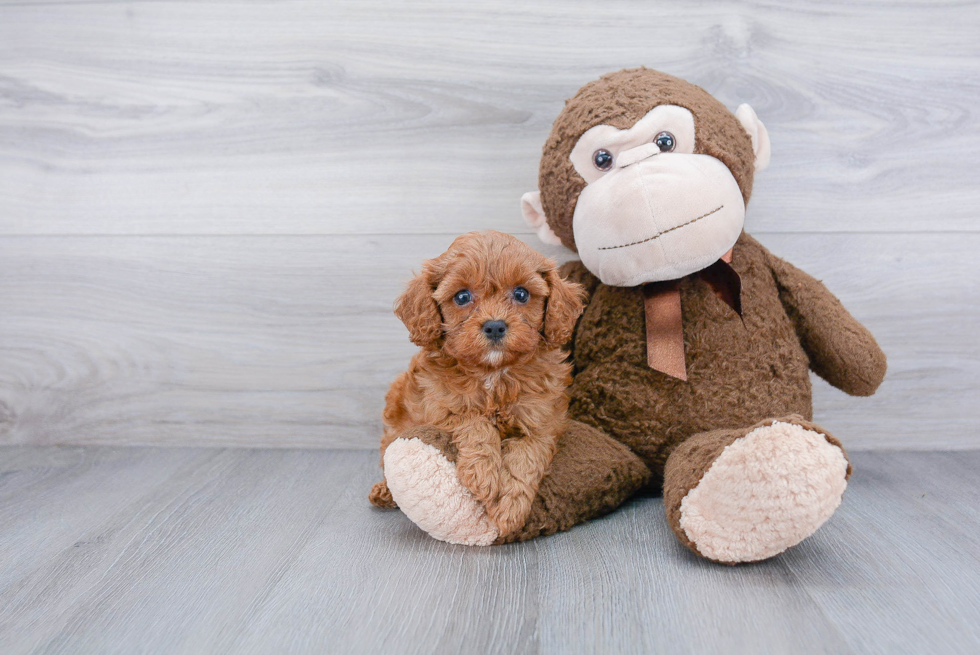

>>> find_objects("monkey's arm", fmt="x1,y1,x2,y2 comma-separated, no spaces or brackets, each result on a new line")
558,260,600,370
765,251,886,396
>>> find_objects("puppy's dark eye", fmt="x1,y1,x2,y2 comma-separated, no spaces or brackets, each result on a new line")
513,286,530,304
592,149,614,171
453,290,471,306
654,131,675,152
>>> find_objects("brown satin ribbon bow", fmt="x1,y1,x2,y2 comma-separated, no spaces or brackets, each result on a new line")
642,248,741,381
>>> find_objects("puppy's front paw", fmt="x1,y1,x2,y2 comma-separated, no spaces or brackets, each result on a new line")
456,459,500,506
489,492,532,538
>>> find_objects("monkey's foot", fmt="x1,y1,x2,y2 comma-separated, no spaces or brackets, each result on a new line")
384,437,499,547
664,417,850,563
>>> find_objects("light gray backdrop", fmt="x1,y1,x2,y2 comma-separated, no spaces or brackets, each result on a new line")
1,0,977,449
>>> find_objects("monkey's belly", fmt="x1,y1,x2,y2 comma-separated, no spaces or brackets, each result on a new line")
567,342,812,477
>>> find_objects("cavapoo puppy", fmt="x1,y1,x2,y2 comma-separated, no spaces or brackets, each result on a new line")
369,230,585,538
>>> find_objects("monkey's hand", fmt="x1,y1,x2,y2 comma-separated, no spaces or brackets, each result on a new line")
766,245,887,396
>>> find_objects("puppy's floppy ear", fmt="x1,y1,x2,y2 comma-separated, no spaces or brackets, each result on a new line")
541,266,586,347
394,257,447,348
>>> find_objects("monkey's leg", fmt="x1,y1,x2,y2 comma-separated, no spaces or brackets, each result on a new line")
663,415,852,564
495,420,651,544
381,421,650,546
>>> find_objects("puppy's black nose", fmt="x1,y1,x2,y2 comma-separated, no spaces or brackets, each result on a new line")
482,320,507,341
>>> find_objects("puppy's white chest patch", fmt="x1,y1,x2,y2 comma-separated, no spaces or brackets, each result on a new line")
483,350,504,368
483,367,508,392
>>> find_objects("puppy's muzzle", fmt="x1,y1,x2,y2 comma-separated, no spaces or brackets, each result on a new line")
482,320,508,342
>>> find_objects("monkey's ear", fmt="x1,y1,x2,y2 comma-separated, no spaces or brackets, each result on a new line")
393,270,443,348
735,104,771,173
541,268,586,347
521,191,563,246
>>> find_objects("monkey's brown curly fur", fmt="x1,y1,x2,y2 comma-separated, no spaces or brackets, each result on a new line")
368,230,586,538
512,69,885,555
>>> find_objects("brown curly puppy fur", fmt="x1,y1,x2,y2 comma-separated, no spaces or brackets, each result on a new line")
368,230,586,538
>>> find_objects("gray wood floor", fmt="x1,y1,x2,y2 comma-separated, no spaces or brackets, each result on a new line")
1,447,978,655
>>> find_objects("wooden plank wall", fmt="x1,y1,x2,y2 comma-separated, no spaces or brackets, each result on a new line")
1,0,978,449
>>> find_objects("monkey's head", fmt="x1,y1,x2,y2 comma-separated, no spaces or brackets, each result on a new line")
522,68,770,286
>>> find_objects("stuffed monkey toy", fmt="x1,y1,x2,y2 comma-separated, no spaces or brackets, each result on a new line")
378,68,886,563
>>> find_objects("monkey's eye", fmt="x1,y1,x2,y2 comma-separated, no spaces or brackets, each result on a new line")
592,149,614,171
453,290,472,306
654,131,676,152
513,287,530,304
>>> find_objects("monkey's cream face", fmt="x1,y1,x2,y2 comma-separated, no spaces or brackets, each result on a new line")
568,105,745,286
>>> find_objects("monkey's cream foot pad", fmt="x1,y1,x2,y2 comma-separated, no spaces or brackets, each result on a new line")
679,421,850,563
383,437,499,546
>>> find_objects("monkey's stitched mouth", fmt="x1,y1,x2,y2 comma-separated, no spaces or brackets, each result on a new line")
597,205,724,251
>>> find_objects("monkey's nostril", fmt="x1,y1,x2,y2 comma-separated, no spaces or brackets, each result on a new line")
482,320,507,341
